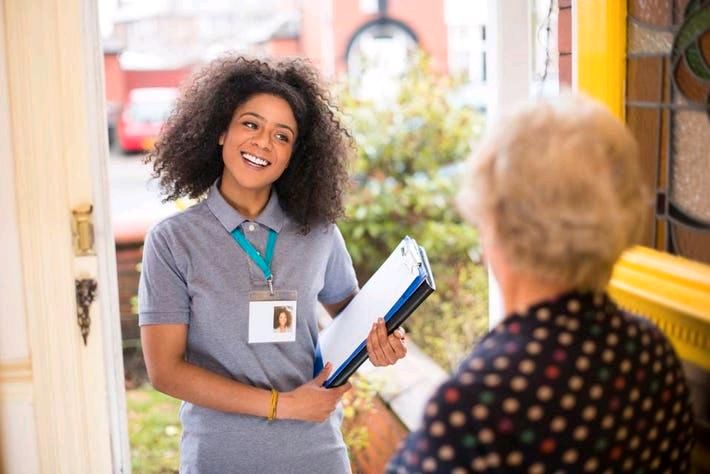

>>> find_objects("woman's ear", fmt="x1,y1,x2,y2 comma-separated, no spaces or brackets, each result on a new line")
218,133,225,146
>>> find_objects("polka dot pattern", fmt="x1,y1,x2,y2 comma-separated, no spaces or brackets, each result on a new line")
387,291,694,473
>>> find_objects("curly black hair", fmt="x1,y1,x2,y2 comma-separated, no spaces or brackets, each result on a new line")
147,55,352,233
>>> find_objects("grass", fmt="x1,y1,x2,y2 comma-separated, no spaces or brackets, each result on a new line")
126,385,182,473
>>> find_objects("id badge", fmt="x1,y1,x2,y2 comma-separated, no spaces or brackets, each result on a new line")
248,290,298,344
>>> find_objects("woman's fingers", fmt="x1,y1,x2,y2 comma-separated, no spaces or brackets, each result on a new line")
313,362,332,385
376,319,399,364
287,367,352,422
367,321,387,366
332,382,352,397
388,332,407,359
367,318,408,366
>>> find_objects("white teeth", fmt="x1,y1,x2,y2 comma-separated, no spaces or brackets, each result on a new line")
242,152,269,167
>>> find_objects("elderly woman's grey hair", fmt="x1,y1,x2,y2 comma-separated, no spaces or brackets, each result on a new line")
457,93,650,291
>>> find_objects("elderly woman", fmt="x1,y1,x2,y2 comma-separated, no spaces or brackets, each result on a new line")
388,94,694,473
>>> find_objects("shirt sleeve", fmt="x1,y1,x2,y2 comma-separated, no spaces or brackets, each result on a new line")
317,224,359,305
138,224,191,325
387,377,490,473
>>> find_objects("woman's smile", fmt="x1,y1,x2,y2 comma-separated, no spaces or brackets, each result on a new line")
241,151,271,168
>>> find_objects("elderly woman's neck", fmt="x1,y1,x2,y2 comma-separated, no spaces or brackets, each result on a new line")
500,272,572,317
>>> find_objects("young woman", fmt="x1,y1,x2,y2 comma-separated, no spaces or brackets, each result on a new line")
139,55,407,473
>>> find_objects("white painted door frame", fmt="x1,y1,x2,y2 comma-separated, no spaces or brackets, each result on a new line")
0,0,130,472
485,0,533,328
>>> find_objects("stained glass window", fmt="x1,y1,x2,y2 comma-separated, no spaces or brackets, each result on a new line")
626,0,710,264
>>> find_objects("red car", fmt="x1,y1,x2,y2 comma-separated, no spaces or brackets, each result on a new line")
117,87,177,153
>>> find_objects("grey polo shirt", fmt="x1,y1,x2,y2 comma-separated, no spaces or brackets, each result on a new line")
139,180,358,473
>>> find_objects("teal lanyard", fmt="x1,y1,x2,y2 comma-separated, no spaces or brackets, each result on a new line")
230,227,278,294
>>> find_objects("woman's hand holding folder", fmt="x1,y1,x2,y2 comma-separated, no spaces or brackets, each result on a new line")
278,362,352,423
366,318,407,367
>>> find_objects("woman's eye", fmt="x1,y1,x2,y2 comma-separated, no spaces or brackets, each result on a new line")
243,121,257,129
275,133,290,143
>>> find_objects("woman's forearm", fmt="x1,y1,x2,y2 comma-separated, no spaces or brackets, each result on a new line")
149,360,273,418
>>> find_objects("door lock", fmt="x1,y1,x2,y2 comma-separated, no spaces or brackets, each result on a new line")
71,203,95,256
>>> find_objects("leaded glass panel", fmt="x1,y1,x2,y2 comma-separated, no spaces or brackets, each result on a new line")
626,0,710,264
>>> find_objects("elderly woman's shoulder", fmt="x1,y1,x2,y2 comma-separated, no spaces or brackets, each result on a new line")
419,327,533,437
616,306,681,355
620,308,665,333
449,318,535,386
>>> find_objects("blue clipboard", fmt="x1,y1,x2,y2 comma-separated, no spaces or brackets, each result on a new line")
314,236,436,388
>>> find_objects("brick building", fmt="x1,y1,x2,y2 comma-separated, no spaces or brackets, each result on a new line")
103,0,486,101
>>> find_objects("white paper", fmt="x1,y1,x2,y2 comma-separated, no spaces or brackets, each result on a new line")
317,238,421,373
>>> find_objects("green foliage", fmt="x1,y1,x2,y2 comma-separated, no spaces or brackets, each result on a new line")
339,52,489,371
127,386,182,473
341,375,380,458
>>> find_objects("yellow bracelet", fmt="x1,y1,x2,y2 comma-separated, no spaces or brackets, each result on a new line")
267,388,279,422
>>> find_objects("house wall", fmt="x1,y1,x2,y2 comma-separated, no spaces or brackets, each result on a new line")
298,0,448,77
123,68,193,99
104,52,126,105
558,0,572,87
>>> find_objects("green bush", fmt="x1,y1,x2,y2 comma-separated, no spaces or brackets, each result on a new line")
339,53,489,371
127,386,181,473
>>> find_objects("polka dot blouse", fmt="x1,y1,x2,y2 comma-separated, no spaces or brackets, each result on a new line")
388,291,694,473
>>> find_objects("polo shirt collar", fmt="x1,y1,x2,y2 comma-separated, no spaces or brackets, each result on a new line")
206,179,288,233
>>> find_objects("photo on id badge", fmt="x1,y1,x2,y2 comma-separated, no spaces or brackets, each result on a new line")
248,291,297,343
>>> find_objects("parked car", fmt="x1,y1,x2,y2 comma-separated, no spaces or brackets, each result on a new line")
117,87,177,153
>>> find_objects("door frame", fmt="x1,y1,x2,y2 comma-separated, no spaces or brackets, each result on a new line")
0,0,130,471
